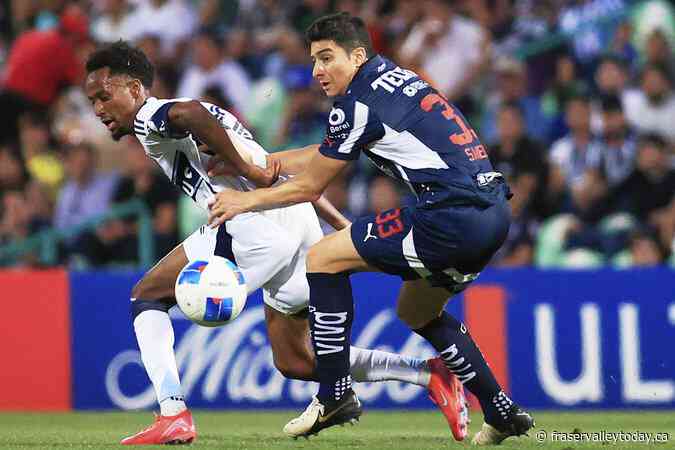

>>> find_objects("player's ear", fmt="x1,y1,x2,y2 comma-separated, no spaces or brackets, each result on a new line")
351,47,367,68
129,78,143,100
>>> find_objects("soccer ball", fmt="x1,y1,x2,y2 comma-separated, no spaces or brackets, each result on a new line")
174,256,247,327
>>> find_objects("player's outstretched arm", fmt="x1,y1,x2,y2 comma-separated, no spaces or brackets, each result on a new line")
207,152,349,227
168,100,280,187
207,144,319,178
268,144,320,175
312,195,351,231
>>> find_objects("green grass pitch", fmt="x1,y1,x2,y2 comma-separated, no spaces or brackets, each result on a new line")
0,410,673,449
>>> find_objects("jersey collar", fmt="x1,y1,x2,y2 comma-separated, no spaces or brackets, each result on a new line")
343,54,386,96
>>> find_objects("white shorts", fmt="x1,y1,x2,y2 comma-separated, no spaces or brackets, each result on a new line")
183,202,323,315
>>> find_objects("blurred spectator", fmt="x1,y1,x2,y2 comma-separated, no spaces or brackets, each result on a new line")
263,28,309,80
226,28,266,81
627,228,666,266
81,142,179,266
643,29,675,80
489,102,552,219
92,0,132,44
591,54,631,133
24,180,54,228
177,28,251,117
53,143,118,233
18,112,64,195
623,64,675,144
588,95,637,189
549,95,595,192
381,0,423,58
113,142,179,253
367,176,402,214
613,134,675,247
594,55,630,97
399,0,490,111
273,67,326,148
481,56,549,144
573,95,636,220
0,5,89,143
0,190,43,245
541,54,589,140
0,145,28,194
124,0,196,59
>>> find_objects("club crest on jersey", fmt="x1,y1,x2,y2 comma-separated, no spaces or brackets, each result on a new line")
328,108,346,126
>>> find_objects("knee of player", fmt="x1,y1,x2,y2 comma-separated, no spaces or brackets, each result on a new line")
305,245,325,273
131,277,161,300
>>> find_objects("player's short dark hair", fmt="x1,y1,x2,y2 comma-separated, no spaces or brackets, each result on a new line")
86,40,154,88
305,12,374,58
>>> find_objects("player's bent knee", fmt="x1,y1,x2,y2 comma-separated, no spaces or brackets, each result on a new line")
306,243,335,273
131,275,169,300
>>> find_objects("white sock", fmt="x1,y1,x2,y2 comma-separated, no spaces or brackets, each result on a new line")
133,309,187,416
349,346,431,387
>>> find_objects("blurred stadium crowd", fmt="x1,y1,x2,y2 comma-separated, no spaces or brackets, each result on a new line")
0,0,673,269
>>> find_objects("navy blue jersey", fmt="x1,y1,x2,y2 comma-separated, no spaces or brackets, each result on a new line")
319,55,505,207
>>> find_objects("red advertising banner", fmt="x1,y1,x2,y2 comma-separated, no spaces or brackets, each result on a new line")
0,269,72,410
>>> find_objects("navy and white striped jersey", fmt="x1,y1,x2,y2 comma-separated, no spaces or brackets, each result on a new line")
134,97,269,211
319,55,504,207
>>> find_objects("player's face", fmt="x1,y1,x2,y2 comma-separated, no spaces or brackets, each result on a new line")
310,40,366,97
85,68,144,141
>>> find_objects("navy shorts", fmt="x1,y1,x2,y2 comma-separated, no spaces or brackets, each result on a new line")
350,199,511,293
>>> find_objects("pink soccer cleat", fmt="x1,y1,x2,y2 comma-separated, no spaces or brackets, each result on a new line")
427,357,470,441
120,409,196,445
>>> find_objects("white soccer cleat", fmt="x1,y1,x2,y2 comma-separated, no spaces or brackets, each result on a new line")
283,390,362,438
472,423,509,445
471,405,535,446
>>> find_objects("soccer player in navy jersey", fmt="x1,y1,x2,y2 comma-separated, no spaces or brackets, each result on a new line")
207,12,535,445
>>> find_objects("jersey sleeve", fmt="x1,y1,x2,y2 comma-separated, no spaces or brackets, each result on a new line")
318,97,385,161
143,101,189,139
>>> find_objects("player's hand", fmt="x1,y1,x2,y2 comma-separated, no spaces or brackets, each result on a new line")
207,189,252,228
245,157,281,187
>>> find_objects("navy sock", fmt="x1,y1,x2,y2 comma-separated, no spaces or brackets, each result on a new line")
307,272,354,403
130,297,174,321
414,311,509,423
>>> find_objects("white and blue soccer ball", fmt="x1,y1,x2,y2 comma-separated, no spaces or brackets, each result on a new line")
174,256,247,327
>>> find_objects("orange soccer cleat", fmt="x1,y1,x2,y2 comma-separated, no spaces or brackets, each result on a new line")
427,357,470,441
120,409,196,445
